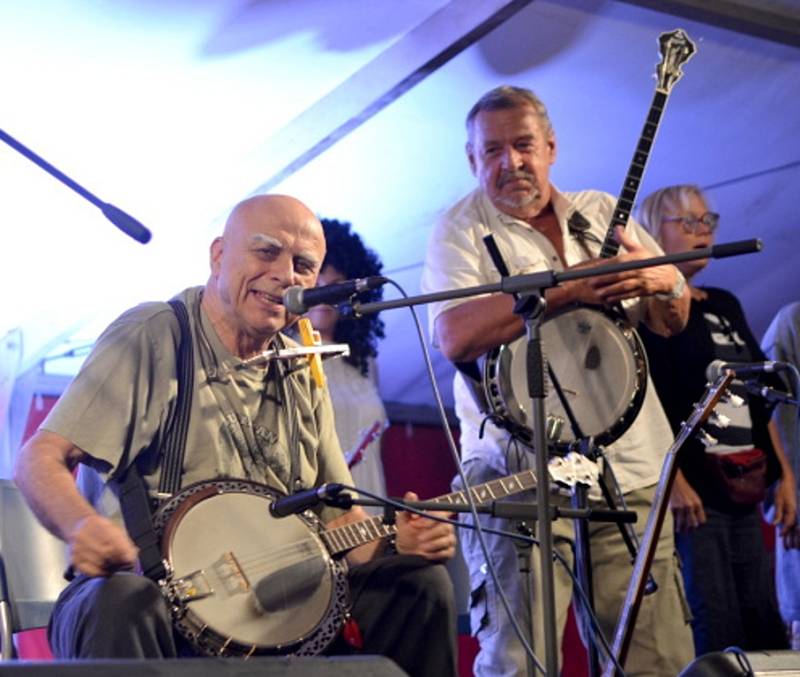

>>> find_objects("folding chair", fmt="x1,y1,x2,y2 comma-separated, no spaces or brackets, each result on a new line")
0,478,68,659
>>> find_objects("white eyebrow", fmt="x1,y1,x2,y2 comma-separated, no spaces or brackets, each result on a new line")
250,233,320,270
251,233,283,249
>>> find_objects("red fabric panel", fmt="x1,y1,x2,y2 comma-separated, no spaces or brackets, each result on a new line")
21,394,59,444
382,423,591,676
457,634,479,677
15,629,53,660
381,423,460,499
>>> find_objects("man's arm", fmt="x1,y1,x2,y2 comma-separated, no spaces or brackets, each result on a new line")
14,430,138,576
588,226,690,337
434,272,618,362
768,418,798,533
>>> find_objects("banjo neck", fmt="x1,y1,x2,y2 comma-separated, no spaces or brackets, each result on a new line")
598,89,668,260
598,28,697,260
319,468,539,556
319,452,600,556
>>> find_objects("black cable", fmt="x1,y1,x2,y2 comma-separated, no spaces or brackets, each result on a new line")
379,279,546,675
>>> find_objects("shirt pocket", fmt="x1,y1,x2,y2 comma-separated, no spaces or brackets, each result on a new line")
469,574,493,637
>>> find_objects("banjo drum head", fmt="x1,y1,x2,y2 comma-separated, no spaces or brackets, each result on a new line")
158,480,348,656
487,306,647,448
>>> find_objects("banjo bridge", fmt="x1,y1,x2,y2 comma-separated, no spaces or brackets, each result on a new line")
212,551,251,594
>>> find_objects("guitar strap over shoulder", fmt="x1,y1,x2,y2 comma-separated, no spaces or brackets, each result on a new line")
159,299,195,497
116,298,194,581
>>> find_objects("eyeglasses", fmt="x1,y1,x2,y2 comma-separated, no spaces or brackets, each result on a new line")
662,212,720,234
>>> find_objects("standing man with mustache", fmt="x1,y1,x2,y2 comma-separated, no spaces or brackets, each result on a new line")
422,86,694,675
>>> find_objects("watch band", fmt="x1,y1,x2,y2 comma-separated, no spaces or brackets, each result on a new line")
655,271,686,301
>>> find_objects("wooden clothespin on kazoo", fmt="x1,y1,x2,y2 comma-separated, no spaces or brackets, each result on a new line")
296,317,326,389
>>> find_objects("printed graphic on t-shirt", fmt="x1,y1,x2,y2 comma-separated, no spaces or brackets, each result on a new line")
223,412,289,485
704,310,754,454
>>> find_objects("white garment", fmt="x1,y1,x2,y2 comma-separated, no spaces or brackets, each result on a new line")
762,301,800,624
421,186,674,493
323,356,388,509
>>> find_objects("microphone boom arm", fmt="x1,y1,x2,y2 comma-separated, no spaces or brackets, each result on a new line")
350,239,763,316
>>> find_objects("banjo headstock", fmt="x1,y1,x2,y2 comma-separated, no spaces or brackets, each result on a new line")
656,29,696,94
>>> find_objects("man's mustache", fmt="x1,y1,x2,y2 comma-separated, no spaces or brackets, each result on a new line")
498,171,536,187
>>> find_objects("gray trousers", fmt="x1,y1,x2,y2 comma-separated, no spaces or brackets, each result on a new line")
457,458,695,677
49,554,457,677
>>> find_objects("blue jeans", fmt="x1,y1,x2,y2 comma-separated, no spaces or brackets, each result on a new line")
676,506,787,654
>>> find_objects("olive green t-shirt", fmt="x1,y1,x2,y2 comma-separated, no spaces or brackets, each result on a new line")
42,286,353,526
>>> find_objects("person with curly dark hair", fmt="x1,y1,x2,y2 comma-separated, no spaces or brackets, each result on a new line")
306,218,388,508
308,219,386,376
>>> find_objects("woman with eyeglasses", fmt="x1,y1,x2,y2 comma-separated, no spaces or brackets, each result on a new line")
637,184,796,655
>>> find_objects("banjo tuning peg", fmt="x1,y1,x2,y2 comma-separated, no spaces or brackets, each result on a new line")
723,392,745,408
708,412,730,429
696,429,718,448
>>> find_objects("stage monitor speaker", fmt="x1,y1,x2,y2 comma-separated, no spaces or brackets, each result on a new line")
679,649,800,676
0,656,407,677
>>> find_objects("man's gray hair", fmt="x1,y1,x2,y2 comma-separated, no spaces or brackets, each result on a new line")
466,85,554,142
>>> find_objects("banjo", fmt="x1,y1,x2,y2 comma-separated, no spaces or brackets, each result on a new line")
152,453,598,657
484,29,697,449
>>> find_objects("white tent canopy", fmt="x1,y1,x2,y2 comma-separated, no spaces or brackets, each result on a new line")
2,0,798,472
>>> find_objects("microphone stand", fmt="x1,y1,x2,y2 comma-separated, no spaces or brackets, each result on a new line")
0,127,152,244
349,239,762,677
549,380,658,676
743,381,799,406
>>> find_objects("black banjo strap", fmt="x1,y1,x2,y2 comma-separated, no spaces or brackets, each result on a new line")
450,233,523,419
115,298,194,581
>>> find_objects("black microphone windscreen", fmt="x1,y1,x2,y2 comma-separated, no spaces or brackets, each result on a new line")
705,360,726,382
283,286,305,314
101,202,152,244
711,239,762,260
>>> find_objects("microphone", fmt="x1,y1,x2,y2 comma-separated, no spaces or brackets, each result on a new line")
1,128,152,244
283,276,387,314
269,483,346,518
100,202,152,244
706,359,786,381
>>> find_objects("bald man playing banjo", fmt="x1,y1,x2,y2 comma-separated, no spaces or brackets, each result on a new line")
17,194,458,675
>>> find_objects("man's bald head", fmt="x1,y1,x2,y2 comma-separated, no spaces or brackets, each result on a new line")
203,194,326,357
223,195,322,246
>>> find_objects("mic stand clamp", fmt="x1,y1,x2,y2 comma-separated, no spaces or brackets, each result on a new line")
382,504,397,526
